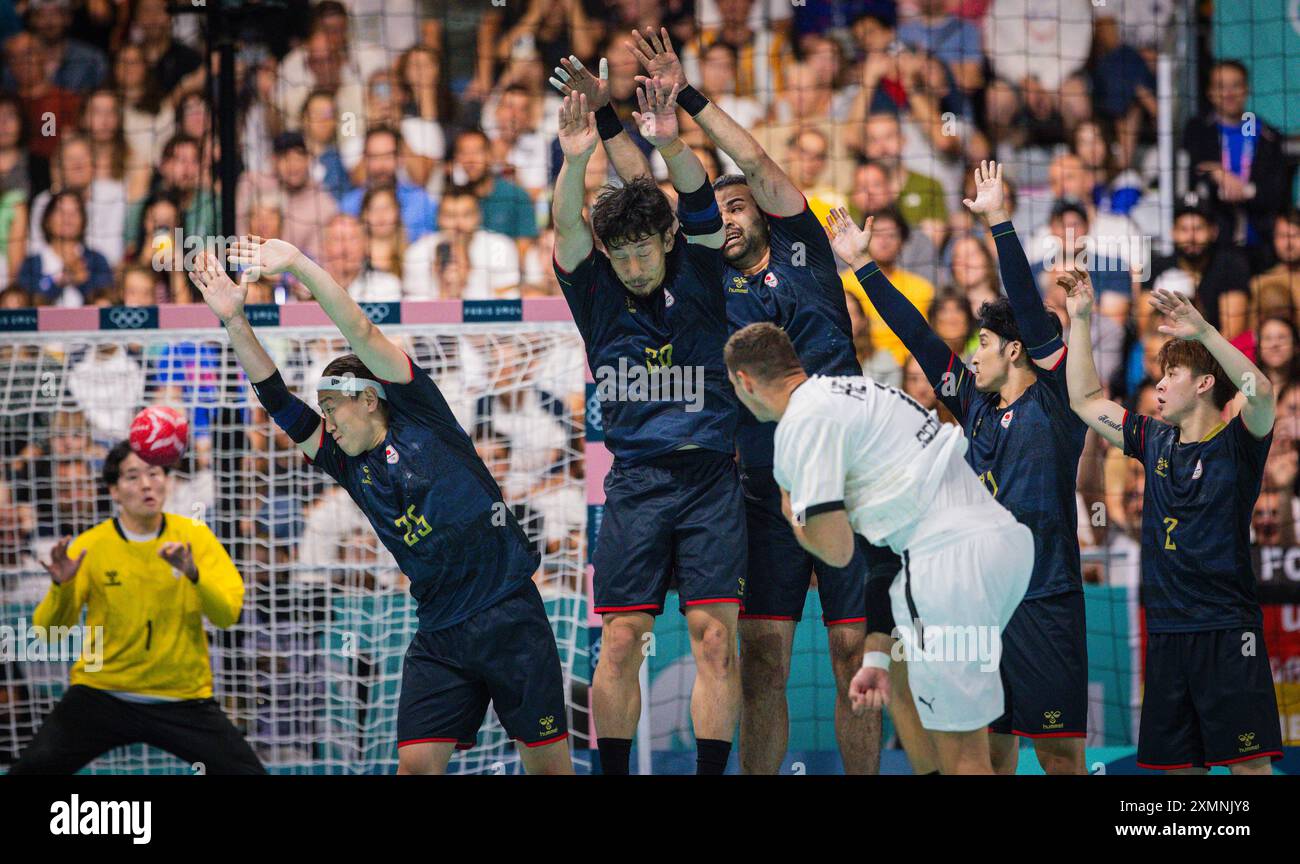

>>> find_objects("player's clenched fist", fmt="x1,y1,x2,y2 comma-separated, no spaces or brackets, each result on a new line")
849,666,890,714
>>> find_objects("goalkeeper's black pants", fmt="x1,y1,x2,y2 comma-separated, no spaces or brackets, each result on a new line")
8,684,267,775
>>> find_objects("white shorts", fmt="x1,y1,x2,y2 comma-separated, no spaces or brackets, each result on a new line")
888,464,1034,732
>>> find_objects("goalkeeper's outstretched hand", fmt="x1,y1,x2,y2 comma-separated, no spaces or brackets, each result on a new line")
227,235,302,284
189,250,246,325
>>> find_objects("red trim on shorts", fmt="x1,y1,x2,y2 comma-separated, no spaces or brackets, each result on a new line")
739,613,797,621
517,732,570,749
1010,729,1086,739
594,603,662,614
684,597,742,607
1204,751,1282,767
1136,760,1196,770
398,737,459,748
824,616,866,626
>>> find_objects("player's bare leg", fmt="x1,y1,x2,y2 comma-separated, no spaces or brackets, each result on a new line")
828,622,880,774
686,603,741,773
592,611,654,772
990,731,1018,774
888,657,939,774
1229,757,1274,775
518,736,576,775
738,618,795,774
1034,736,1086,774
397,741,455,775
931,729,995,775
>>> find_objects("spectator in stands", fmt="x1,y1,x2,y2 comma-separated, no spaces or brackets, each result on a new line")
929,285,978,361
1032,200,1131,321
898,0,984,93
1140,196,1251,339
1183,59,1287,265
67,341,146,442
360,184,405,280
238,131,337,262
123,133,214,252
449,128,538,257
846,4,910,115
299,89,351,202
339,126,437,243
396,46,450,193
1026,153,1142,261
19,0,108,94
119,262,156,307
4,30,82,163
496,0,602,73
489,84,549,200
0,475,34,570
18,190,112,306
0,93,32,197
29,133,125,267
1089,6,1159,171
842,285,902,387
696,40,766,140
113,42,173,197
684,0,792,109
859,112,947,251
946,233,1001,312
174,90,218,174
1255,316,1300,395
841,206,937,365
79,88,132,217
403,185,520,300
129,0,203,98
125,191,189,304
320,213,401,302
847,159,941,285
1073,118,1153,231
276,1,386,129
1251,209,1300,328
783,127,845,221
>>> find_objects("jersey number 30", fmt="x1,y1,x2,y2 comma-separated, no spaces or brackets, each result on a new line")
395,505,433,547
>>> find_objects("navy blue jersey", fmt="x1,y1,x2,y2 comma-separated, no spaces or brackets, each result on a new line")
939,351,1088,598
725,203,859,467
1123,412,1271,633
308,354,539,632
556,231,737,464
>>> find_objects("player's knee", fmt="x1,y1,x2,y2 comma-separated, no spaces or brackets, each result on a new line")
599,619,648,677
739,634,788,697
690,618,736,679
1035,739,1084,775
397,745,438,775
826,629,865,685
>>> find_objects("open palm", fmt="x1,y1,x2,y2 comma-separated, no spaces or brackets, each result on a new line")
1057,268,1094,319
1149,288,1210,340
826,208,874,269
628,27,687,91
558,92,598,158
633,76,681,149
190,250,247,323
962,160,1005,215
227,235,300,281
550,55,610,111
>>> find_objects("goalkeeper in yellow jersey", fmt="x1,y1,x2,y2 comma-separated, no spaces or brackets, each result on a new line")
9,441,265,774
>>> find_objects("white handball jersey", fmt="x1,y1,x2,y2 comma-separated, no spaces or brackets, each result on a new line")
773,375,969,552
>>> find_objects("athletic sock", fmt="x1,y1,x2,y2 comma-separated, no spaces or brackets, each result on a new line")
923,769,941,775
695,738,731,775
597,737,632,775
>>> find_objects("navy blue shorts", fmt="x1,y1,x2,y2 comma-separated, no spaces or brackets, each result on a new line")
988,590,1089,738
396,581,568,751
738,467,891,626
1137,628,1283,770
592,449,746,616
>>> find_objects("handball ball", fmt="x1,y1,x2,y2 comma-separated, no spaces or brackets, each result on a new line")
129,406,189,466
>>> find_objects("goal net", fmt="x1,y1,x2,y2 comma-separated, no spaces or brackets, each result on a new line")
0,307,592,775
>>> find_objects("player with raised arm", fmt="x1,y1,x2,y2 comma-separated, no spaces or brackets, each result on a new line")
188,241,573,775
724,322,1035,775
552,79,745,775
1062,271,1283,774
827,161,1091,775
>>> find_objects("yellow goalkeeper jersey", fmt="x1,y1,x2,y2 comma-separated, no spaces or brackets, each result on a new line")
32,514,244,700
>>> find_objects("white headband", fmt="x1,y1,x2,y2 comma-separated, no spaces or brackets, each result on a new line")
317,375,388,401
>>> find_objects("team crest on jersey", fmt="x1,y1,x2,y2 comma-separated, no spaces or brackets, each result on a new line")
1000,410,1014,429
1192,458,1203,480
385,445,399,464
764,271,779,288
664,289,675,308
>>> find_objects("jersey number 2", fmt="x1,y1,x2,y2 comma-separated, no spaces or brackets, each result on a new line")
395,505,433,547
1162,517,1179,550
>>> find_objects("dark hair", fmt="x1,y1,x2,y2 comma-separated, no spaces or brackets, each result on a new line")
1277,207,1300,232
712,173,749,192
590,176,675,249
865,205,910,243
313,0,348,23
130,190,182,258
1156,339,1237,409
976,296,1063,364
0,93,28,148
928,286,976,341
321,354,391,419
1049,199,1089,227
453,128,490,153
79,89,127,181
364,124,402,151
41,189,87,243
1257,315,1300,384
1210,58,1248,81
102,440,170,489
441,183,480,203
161,133,200,163
724,322,804,382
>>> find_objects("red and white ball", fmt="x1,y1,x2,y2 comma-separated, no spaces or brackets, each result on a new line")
129,406,189,466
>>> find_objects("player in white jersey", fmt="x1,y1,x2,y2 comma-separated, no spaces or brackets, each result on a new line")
723,322,1035,774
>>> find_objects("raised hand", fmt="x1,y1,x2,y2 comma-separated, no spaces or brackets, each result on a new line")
962,160,1006,218
549,55,610,111
557,92,598,159
1057,267,1094,320
849,666,890,714
226,235,300,281
633,76,682,150
158,541,198,582
1149,287,1211,341
825,208,874,270
41,536,86,585
627,26,687,92
189,250,248,324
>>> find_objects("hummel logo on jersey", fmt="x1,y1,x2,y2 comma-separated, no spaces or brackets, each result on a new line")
1000,409,1014,428
385,445,399,465
104,570,121,587
1237,731,1258,753
729,276,749,294
540,715,557,735
917,695,935,712
1192,458,1203,480
1155,456,1169,477
1042,709,1063,730
362,465,373,485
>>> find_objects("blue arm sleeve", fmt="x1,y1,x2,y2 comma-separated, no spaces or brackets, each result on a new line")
677,181,723,236
990,221,1063,359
